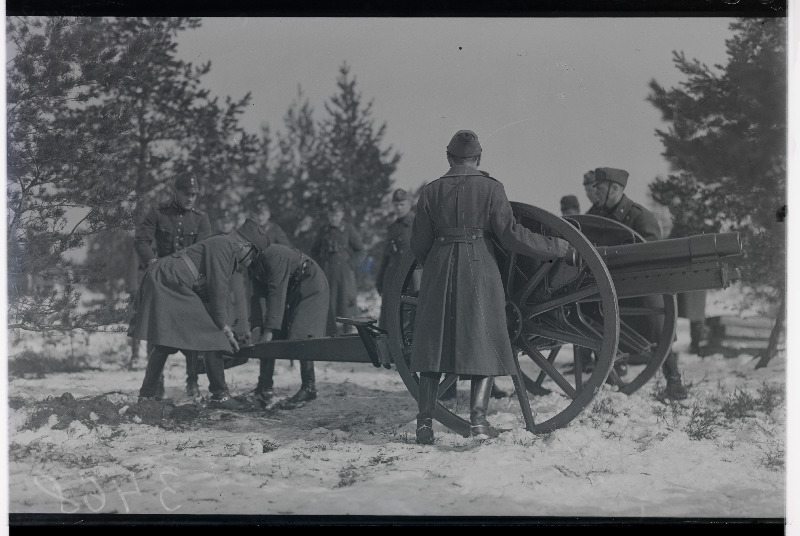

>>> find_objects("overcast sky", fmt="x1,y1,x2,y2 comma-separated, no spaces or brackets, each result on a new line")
175,17,735,216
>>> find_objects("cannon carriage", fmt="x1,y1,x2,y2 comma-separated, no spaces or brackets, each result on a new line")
236,202,742,437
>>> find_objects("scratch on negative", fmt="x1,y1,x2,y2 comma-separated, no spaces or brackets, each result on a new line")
486,118,537,138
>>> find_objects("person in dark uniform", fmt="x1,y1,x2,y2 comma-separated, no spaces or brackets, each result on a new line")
583,170,603,216
591,167,688,400
311,202,364,335
133,173,212,398
560,195,581,217
132,219,270,409
376,189,415,329
249,243,330,406
410,130,570,444
252,199,293,247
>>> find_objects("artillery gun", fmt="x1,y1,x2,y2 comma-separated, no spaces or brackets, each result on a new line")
237,202,743,437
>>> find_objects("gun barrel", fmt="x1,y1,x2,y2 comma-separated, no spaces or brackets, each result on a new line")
593,232,742,271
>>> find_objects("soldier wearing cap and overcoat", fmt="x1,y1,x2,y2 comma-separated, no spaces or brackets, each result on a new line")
132,219,271,409
376,188,416,329
590,167,687,399
133,173,212,397
409,129,570,444
311,202,364,334
249,243,330,407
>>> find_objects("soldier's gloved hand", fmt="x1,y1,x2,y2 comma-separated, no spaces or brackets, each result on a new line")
262,330,274,342
564,246,582,267
222,325,240,353
551,237,572,258
250,326,262,344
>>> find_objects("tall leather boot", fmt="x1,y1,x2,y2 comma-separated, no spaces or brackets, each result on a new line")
689,321,703,354
138,346,171,400
416,372,440,445
470,376,500,439
662,351,688,400
254,358,276,408
185,351,200,397
288,361,317,403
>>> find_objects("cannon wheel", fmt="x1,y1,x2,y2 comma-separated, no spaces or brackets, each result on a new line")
384,203,620,436
566,215,678,395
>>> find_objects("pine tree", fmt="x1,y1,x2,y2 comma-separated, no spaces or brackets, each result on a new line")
7,17,145,331
7,16,259,333
318,63,401,225
647,17,787,365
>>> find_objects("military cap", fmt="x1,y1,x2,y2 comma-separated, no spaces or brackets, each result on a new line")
237,218,271,253
583,170,596,185
594,167,629,188
446,130,482,158
175,173,200,194
328,201,345,214
392,189,409,203
560,195,580,211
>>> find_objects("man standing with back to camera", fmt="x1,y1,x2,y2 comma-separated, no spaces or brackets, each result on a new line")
133,172,212,398
409,130,570,444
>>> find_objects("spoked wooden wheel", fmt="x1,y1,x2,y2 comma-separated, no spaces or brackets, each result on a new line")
567,215,677,395
384,203,621,435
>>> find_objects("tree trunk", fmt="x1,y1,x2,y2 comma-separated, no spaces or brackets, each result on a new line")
755,293,785,369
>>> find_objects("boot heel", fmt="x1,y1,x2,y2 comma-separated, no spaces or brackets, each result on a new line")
416,416,434,445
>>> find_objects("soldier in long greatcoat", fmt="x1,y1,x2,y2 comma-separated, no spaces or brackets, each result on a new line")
591,167,688,400
131,219,271,410
410,130,569,444
133,173,212,397
311,202,363,334
249,244,330,407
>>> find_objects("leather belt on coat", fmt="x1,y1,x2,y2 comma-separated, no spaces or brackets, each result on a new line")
434,227,488,245
174,251,209,301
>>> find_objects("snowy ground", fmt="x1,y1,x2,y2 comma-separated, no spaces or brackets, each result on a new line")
5,286,786,518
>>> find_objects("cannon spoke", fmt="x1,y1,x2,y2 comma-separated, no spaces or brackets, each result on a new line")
513,260,557,304
518,337,578,399
438,374,457,400
530,346,560,395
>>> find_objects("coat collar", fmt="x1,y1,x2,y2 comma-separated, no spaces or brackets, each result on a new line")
605,194,633,221
171,200,188,214
441,164,485,178
395,213,414,226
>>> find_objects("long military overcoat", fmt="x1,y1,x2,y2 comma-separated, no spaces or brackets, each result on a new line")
250,245,330,340
410,165,567,376
376,212,414,328
311,222,363,325
130,234,243,352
